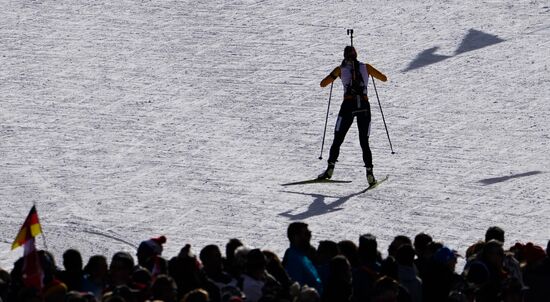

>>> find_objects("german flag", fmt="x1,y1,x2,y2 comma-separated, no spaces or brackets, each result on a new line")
11,206,43,250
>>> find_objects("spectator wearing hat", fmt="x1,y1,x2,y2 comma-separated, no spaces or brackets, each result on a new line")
423,246,463,302
485,226,505,243
282,222,322,294
137,236,168,277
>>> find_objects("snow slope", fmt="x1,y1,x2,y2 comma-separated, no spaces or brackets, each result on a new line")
1,0,549,270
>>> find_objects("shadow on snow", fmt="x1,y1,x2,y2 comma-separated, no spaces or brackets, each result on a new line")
278,189,368,220
478,171,543,186
403,29,505,72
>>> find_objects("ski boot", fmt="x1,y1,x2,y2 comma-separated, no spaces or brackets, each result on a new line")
318,162,335,180
366,167,376,186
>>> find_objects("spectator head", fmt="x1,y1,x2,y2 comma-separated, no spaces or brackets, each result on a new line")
481,240,505,269
84,255,108,279
262,250,292,288
225,238,243,261
388,235,412,257
465,260,490,286
103,285,137,302
137,236,166,266
359,233,379,262
329,255,352,284
485,226,505,243
200,245,223,274
395,244,416,267
426,241,444,259
372,276,400,302
151,274,177,302
233,246,250,272
380,256,398,280
109,252,135,286
413,233,433,258
465,240,485,260
433,246,459,271
182,288,210,302
246,249,267,278
220,286,244,302
38,250,58,282
337,240,359,267
317,240,339,265
63,249,83,273
0,268,10,302
287,222,312,249
131,266,152,291
295,285,320,302
246,248,266,269
522,242,546,265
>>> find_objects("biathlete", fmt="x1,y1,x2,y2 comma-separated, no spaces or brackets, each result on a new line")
318,46,388,186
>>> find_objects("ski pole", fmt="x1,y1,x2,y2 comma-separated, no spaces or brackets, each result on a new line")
319,82,333,160
371,76,395,154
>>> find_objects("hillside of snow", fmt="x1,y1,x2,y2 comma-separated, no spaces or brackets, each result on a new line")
1,0,549,269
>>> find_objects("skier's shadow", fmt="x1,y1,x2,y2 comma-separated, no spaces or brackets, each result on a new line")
279,189,368,220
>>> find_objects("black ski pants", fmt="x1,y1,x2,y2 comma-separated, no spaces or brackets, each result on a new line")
327,96,373,168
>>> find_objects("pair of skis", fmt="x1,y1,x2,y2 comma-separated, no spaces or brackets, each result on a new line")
281,174,389,191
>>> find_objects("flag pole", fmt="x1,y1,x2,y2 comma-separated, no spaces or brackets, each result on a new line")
33,202,49,251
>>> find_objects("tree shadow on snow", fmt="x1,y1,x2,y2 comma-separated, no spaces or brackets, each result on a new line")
454,29,505,55
478,171,543,186
403,29,505,72
279,189,367,220
403,47,451,72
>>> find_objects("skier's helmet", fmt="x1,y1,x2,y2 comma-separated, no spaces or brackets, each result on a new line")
344,46,357,60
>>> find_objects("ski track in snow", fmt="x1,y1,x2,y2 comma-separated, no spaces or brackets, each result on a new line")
1,0,549,270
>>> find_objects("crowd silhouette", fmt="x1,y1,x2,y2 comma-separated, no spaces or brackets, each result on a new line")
1,224,548,302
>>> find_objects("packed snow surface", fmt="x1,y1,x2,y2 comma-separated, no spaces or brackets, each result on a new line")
1,0,549,269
